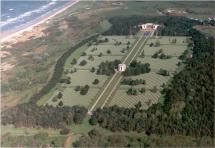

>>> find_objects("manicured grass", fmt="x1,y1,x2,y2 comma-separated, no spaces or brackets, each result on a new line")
120,72,170,90
64,43,89,69
109,89,161,109
137,57,180,72
68,70,108,87
47,87,100,107
74,55,123,69
85,44,128,56
108,36,189,109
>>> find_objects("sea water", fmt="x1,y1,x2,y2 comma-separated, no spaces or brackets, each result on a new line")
1,0,70,33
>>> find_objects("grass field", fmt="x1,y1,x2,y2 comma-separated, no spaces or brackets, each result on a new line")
1,125,65,147
108,36,189,109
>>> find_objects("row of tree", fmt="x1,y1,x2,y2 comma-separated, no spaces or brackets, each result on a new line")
1,104,87,129
121,78,146,85
123,60,150,76
96,60,121,76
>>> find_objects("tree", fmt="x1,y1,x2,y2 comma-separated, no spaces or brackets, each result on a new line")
157,69,169,76
104,38,109,42
60,128,70,135
81,52,87,56
135,101,142,111
91,67,95,73
71,58,77,65
92,79,99,85
58,101,64,106
149,42,154,47
88,55,94,61
57,92,63,99
79,60,87,66
89,116,98,125
107,50,111,54
98,52,103,57
139,88,145,94
74,86,81,91
80,85,90,95
150,86,158,93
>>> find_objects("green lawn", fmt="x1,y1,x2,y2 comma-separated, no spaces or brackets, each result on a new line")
1,125,60,136
108,36,189,109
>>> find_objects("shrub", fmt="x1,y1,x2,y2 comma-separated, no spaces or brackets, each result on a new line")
88,55,94,61
139,88,146,93
57,92,63,99
89,116,98,125
58,101,64,107
107,50,111,54
70,58,77,65
80,85,90,95
91,67,96,73
79,60,87,66
98,52,103,57
60,128,70,135
92,79,99,85
81,52,87,56
74,86,81,91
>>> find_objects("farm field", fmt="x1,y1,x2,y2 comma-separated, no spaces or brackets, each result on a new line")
108,36,190,109
44,35,136,108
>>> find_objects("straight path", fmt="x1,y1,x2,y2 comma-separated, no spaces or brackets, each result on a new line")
88,33,151,114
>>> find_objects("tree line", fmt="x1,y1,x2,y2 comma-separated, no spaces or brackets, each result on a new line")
1,104,87,129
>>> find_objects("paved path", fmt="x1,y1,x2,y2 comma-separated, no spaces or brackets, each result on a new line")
88,33,151,114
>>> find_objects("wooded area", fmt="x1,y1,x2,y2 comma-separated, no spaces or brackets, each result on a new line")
76,16,214,146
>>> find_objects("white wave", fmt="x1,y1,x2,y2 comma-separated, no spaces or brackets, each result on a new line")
1,1,57,27
9,8,14,11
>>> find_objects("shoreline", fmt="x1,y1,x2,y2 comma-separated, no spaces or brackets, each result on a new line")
1,0,80,43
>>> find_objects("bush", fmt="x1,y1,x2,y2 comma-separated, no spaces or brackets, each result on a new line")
98,52,103,57
124,60,150,76
58,101,64,106
149,42,154,47
150,86,158,93
96,60,121,76
88,55,94,61
81,52,87,56
157,69,170,76
89,116,98,125
60,128,70,135
107,50,111,54
79,60,87,66
80,85,90,95
91,67,95,73
139,88,146,93
93,79,99,85
57,92,63,99
127,87,138,95
74,86,81,91
71,58,77,65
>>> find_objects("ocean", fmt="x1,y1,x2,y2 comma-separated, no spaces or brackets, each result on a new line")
1,0,70,34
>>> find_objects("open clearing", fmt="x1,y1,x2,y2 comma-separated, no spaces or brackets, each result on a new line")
108,36,189,109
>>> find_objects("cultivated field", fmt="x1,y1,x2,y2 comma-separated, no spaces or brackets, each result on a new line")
44,36,136,108
108,36,189,109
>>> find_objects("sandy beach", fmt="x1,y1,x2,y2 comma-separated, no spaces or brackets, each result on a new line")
1,0,80,44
